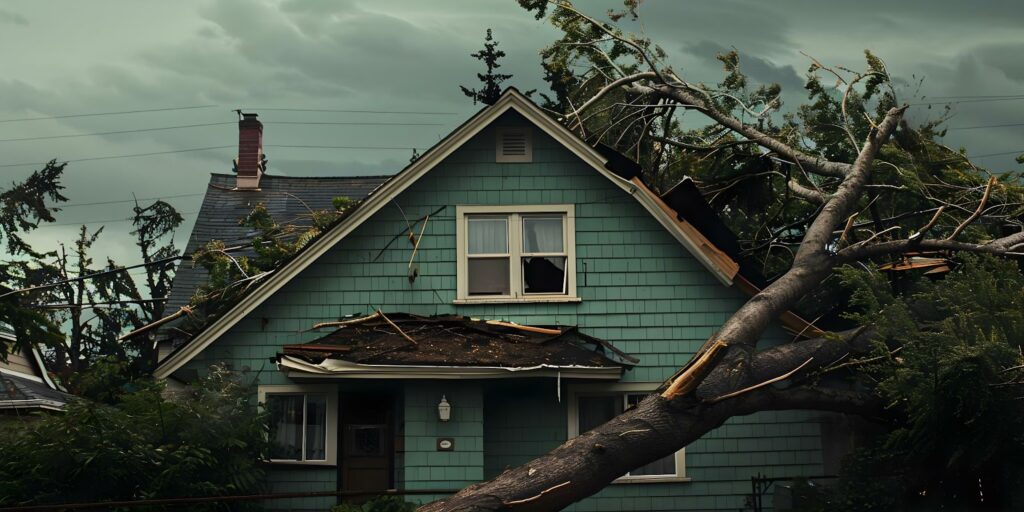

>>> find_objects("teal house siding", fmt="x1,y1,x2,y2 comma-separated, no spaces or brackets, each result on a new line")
180,108,824,510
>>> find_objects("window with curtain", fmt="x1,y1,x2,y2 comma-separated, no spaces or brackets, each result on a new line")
575,392,682,479
267,393,328,462
460,206,574,301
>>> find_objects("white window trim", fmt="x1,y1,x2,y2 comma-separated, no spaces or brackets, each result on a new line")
567,382,689,484
455,204,578,304
258,384,338,466
495,127,533,163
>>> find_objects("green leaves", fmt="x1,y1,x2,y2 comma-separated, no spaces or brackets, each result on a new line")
0,364,269,510
834,255,1024,507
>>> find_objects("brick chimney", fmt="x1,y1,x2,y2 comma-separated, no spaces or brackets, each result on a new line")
234,111,266,189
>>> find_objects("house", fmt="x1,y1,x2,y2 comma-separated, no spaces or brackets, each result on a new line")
0,324,70,418
155,89,838,511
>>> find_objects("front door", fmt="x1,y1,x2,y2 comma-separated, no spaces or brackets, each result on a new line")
339,393,394,500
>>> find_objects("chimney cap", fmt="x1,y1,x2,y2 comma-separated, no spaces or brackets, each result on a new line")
234,109,259,122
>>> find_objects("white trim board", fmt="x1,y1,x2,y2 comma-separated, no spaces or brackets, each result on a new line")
154,88,736,380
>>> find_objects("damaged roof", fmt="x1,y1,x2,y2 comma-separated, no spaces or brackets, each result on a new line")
165,173,390,311
276,313,636,379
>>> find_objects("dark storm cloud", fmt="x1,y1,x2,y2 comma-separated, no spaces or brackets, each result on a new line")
684,41,804,91
3,0,1023,264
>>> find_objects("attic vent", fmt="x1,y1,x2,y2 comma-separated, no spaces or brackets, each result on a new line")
496,127,532,163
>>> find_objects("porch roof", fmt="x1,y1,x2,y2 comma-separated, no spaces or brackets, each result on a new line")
274,313,636,379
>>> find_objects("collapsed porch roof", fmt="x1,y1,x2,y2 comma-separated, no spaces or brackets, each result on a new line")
274,313,636,380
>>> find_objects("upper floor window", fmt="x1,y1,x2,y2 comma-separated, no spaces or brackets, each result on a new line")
456,205,578,303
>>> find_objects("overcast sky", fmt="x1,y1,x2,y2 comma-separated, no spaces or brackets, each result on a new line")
3,0,1023,267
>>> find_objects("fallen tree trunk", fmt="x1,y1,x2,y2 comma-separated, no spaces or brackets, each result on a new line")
420,383,880,512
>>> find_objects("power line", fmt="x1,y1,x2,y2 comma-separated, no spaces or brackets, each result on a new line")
272,121,446,126
252,107,458,115
947,122,1024,131
927,94,1024,99
267,144,423,150
970,150,1024,159
910,97,1024,106
0,145,233,169
60,193,205,208
0,122,235,143
39,211,200,228
0,105,218,124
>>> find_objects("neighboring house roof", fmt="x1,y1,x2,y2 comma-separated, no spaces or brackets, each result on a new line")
277,313,635,380
165,173,390,311
0,327,70,412
153,88,788,379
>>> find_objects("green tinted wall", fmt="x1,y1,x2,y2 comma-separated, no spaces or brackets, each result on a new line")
184,110,823,510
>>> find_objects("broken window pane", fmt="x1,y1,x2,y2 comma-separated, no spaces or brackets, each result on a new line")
468,257,510,295
522,216,563,253
468,217,508,254
522,256,566,294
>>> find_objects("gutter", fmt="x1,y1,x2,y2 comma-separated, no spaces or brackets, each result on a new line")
277,355,623,380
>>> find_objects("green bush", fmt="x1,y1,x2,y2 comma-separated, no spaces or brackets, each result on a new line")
331,495,418,512
0,363,269,510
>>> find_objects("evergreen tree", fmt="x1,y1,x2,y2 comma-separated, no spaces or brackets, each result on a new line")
460,29,514,106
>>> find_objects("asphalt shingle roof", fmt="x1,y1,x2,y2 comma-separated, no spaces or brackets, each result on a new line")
164,173,390,311
0,373,71,408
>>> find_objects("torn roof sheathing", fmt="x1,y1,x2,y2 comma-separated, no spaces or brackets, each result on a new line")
275,314,635,379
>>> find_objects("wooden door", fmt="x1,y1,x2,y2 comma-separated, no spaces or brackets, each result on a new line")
339,393,394,500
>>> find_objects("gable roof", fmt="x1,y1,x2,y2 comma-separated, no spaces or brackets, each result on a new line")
165,173,390,312
154,88,741,379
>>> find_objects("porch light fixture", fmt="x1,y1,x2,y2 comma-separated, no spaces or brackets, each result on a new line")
438,395,452,422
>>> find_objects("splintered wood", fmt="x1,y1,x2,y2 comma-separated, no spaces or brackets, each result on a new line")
660,339,728,400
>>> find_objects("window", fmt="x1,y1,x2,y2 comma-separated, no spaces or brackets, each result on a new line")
259,385,338,465
456,205,578,303
568,386,687,482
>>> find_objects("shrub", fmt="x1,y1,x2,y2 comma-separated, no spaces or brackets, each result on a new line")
0,363,268,510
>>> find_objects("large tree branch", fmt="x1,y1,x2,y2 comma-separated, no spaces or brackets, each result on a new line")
835,234,1024,263
631,83,853,178
422,381,881,512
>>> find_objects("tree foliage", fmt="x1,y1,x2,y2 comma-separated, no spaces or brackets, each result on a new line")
423,2,1024,510
823,255,1024,509
0,362,269,510
0,160,67,361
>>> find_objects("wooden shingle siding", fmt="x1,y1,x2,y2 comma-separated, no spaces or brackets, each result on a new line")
185,111,822,510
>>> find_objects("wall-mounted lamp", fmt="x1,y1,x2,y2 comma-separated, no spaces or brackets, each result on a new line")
438,395,452,422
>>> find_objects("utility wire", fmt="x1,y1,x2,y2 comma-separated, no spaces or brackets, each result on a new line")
0,121,446,143
970,150,1024,159
59,193,205,208
911,97,1024,106
0,122,234,143
0,105,218,124
251,107,458,115
0,145,233,168
267,144,423,150
272,121,446,126
927,94,1024,99
39,211,199,228
947,122,1024,131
